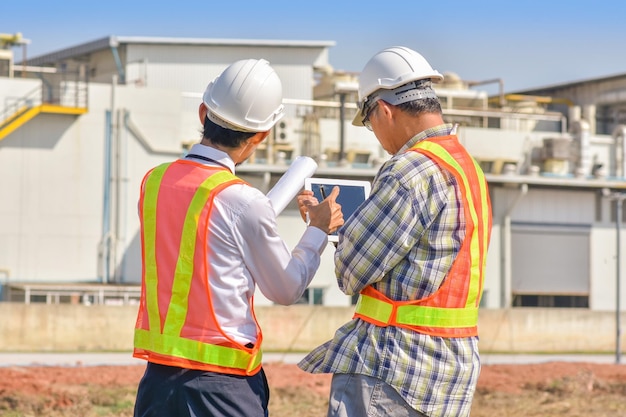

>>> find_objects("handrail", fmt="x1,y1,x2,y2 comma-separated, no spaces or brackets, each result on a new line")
0,68,89,132
0,85,41,124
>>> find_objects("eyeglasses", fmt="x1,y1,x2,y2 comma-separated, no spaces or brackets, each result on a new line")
362,100,379,131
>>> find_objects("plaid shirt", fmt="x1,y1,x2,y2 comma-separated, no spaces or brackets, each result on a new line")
298,124,481,417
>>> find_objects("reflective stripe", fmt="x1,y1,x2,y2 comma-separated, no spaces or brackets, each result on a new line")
472,156,491,305
163,170,240,336
142,163,170,332
416,140,487,309
355,294,478,328
398,304,477,328
355,293,393,324
134,329,262,373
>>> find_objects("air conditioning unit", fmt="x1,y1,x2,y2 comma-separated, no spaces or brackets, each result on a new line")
275,117,295,143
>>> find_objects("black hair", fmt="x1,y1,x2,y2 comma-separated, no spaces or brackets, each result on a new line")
396,98,442,117
202,115,255,148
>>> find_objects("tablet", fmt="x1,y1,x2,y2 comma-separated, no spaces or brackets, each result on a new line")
304,178,371,242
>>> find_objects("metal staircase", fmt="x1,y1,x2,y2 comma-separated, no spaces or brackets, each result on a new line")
0,71,88,141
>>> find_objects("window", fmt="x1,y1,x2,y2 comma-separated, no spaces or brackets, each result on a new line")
511,224,590,308
295,288,324,305
512,294,589,308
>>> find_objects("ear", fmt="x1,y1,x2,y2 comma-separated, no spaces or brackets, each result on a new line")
378,100,393,118
250,130,270,145
198,103,207,124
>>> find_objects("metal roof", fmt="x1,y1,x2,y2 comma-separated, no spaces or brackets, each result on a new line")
24,35,336,66
511,71,626,95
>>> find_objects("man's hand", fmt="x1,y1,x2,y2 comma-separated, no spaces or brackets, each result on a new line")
297,190,317,222
298,186,344,234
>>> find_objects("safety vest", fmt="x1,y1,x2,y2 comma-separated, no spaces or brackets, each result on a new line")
133,159,264,376
353,135,492,337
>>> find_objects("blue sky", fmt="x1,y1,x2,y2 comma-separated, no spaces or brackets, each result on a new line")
3,0,626,93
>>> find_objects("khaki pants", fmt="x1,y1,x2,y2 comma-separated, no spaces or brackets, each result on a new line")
327,373,429,417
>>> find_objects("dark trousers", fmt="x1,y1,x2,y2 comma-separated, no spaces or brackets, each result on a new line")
134,362,270,417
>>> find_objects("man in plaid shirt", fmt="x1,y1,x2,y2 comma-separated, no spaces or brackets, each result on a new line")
298,46,492,417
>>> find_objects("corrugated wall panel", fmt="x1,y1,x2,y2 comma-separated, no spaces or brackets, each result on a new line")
511,225,590,294
125,44,324,96
494,187,596,224
125,44,322,117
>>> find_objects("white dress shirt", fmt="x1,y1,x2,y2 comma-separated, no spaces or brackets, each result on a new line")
184,143,328,345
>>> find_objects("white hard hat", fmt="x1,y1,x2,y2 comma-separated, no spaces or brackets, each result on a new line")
202,59,285,132
352,46,444,126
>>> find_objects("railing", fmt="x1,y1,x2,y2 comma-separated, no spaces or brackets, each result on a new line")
0,68,88,129
39,68,89,108
3,283,140,305
0,86,41,128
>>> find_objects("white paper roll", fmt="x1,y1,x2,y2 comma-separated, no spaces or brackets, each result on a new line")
266,156,318,215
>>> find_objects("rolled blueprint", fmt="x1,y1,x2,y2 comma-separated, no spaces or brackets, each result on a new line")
266,156,318,215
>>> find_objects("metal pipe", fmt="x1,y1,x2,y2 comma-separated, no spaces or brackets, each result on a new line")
467,78,505,107
616,196,622,364
501,183,528,307
602,188,624,364
612,125,626,178
124,111,181,156
488,94,575,107
99,75,117,283
110,45,125,84
12,65,57,74
112,108,122,283
338,93,346,165
100,110,112,283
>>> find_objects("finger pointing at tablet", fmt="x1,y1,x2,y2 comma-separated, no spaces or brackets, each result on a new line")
306,186,343,235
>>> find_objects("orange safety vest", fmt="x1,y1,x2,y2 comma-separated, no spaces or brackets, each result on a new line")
133,159,264,376
353,135,492,338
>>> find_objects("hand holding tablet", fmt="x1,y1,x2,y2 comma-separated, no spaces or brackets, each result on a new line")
304,178,371,242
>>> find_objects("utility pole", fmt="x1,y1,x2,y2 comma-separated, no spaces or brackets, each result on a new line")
603,189,625,364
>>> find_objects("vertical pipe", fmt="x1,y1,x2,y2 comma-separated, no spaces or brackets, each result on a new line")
612,126,626,178
101,110,112,283
118,110,130,282
501,183,528,307
616,196,622,364
338,93,346,165
100,75,117,284
110,45,126,84
112,107,123,282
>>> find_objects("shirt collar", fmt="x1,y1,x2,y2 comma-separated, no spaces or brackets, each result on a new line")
185,143,236,173
398,123,455,154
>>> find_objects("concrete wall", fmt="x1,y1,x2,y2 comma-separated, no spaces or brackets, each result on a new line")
0,304,623,354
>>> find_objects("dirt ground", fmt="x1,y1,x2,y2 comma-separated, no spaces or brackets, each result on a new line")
1,360,625,416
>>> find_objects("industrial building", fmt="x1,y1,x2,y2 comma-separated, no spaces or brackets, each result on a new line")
1,33,625,316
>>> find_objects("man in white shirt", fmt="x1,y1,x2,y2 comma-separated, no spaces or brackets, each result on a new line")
133,58,343,417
